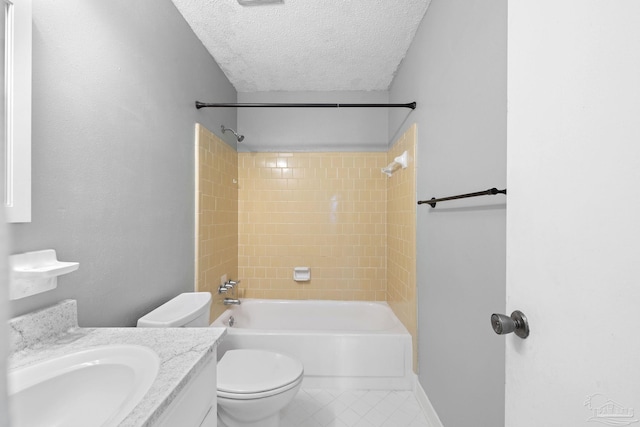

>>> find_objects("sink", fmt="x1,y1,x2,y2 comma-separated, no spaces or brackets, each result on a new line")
8,345,160,427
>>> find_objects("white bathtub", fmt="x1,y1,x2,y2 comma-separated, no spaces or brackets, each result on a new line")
211,299,413,389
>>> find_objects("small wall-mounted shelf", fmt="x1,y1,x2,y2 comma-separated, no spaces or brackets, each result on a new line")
381,151,408,177
10,249,79,300
293,267,311,282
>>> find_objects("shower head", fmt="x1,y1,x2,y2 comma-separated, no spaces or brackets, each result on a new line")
221,125,244,143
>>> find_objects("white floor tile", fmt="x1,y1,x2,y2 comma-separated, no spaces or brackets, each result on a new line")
313,407,337,426
353,418,376,427
222,387,429,427
282,388,429,427
361,390,389,406
363,407,389,427
325,399,348,416
350,398,374,416
337,407,362,426
409,413,431,427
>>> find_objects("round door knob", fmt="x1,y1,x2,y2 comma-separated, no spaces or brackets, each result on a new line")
491,310,529,339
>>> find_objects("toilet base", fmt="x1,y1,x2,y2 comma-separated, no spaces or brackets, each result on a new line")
217,410,280,427
216,375,301,427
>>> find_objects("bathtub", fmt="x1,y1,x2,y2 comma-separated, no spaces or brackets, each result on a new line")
211,299,413,389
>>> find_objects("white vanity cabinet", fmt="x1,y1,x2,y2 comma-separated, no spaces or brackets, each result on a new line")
155,355,217,427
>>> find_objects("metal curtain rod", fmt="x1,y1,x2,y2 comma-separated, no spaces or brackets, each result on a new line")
195,101,417,110
418,187,507,208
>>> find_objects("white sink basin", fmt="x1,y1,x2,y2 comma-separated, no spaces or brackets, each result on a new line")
9,344,160,427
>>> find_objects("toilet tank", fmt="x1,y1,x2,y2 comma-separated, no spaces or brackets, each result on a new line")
137,292,212,327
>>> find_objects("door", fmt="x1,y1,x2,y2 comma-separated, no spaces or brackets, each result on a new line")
506,1,640,426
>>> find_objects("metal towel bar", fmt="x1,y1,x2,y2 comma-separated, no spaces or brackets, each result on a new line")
418,188,507,208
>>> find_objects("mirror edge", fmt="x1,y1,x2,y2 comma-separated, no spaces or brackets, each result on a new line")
4,0,31,224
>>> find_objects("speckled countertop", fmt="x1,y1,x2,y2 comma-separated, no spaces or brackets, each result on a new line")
8,300,226,427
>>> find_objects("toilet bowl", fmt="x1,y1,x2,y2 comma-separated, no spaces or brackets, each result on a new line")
137,292,304,427
217,349,304,427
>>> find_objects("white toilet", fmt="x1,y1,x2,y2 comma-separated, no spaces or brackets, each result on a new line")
217,349,303,427
137,292,304,427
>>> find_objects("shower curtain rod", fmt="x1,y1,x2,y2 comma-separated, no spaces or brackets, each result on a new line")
195,101,417,110
418,187,507,208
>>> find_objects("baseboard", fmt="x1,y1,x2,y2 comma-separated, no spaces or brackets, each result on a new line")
413,375,444,427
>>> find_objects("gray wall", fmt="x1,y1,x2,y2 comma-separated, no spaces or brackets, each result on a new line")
389,1,507,426
8,0,237,327
237,91,389,152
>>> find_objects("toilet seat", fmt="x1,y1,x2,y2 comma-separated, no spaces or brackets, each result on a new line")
217,349,304,400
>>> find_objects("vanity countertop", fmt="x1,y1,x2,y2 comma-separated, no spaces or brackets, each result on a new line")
8,299,226,427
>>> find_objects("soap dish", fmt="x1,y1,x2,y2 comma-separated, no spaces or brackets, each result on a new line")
10,249,79,300
293,267,311,282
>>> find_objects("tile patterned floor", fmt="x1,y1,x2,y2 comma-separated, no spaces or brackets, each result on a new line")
279,388,430,427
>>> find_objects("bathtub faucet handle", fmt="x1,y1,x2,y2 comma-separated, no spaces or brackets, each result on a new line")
224,280,241,289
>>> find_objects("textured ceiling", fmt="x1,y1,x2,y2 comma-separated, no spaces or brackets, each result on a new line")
171,0,431,92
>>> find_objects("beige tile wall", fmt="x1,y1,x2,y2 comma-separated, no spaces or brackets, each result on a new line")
386,124,418,372
195,124,239,322
238,152,387,300
196,125,417,372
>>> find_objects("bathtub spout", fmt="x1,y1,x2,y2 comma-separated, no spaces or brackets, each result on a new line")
223,298,241,305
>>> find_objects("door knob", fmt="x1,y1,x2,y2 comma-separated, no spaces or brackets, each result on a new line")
491,310,529,339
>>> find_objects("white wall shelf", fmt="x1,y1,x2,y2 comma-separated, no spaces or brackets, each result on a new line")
381,151,408,177
10,249,79,300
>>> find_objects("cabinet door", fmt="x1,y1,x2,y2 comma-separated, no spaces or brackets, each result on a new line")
156,356,217,427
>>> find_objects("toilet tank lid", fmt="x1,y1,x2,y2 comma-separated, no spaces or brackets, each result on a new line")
137,292,212,327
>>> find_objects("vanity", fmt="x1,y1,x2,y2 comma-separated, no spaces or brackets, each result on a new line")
7,300,226,427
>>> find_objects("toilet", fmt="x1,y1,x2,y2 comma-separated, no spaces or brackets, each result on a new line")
217,349,303,427
137,292,304,427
